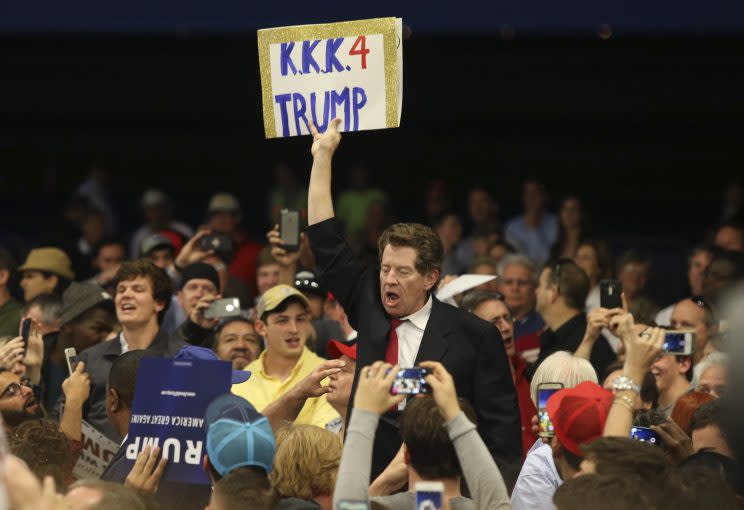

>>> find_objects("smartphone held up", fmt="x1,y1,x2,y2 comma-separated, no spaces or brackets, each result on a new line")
538,382,563,438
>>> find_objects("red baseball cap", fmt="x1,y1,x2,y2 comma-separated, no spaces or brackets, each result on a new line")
546,381,614,456
326,339,357,361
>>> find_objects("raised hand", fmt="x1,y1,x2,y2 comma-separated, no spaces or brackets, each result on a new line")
309,118,342,158
354,362,405,415
267,225,302,268
175,230,214,269
125,445,168,495
420,361,461,421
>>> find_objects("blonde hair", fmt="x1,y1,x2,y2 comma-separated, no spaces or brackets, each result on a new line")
530,351,598,405
269,424,342,499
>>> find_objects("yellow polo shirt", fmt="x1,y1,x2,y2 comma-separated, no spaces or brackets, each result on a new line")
231,347,340,429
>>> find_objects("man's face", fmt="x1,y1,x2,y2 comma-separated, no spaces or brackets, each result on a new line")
435,215,462,246
257,264,281,296
670,299,711,357
472,299,515,356
379,244,438,318
148,248,174,270
96,244,125,273
650,354,688,394
257,302,309,359
697,363,727,399
215,320,261,370
618,262,648,299
501,264,535,317
0,372,41,426
535,268,557,317
560,198,581,230
209,211,240,235
714,226,744,252
692,425,733,458
688,250,712,296
115,276,164,327
20,271,56,302
65,307,117,353
178,278,218,316
327,354,356,410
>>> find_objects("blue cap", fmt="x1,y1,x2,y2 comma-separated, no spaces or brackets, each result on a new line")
174,345,251,384
205,393,275,476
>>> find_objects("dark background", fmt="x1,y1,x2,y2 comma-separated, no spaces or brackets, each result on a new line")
2,6,744,304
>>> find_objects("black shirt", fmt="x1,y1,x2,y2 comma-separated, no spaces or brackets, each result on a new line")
527,312,616,381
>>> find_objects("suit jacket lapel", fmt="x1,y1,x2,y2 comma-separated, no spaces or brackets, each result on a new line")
414,297,451,364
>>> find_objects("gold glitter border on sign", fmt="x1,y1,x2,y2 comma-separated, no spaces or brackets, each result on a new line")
257,17,399,139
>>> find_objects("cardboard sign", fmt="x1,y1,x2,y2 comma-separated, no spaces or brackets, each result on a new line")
71,421,119,480
258,17,403,138
125,358,232,485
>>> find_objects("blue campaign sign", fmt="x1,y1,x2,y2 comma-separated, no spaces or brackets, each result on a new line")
125,357,232,485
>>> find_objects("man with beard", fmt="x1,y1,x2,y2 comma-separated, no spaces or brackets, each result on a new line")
0,369,43,427
212,314,263,369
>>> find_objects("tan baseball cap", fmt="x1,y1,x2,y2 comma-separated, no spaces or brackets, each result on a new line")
256,284,309,319
18,247,75,280
208,193,241,214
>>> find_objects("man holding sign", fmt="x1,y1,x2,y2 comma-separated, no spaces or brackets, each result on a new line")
305,119,522,480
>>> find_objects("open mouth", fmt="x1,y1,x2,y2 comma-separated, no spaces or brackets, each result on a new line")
120,303,136,313
24,397,37,410
285,338,301,349
384,291,400,308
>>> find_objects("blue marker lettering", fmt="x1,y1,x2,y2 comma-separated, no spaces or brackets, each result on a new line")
302,40,321,74
352,87,367,131
274,93,292,137
325,38,345,73
280,42,297,76
293,93,309,135
330,87,350,131
311,91,330,132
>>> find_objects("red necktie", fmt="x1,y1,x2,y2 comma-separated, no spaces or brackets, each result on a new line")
385,318,404,365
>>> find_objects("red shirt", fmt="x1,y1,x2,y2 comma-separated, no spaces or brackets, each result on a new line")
512,354,538,459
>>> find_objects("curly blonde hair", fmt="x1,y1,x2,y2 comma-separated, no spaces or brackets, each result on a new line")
269,424,342,499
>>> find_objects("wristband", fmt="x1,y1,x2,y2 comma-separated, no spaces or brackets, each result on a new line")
612,375,641,394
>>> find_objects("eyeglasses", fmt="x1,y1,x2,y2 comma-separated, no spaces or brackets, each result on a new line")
0,378,33,400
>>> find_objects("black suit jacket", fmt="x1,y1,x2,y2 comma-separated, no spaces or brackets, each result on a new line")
308,218,522,478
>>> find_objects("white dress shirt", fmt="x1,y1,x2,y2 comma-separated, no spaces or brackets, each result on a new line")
396,295,433,368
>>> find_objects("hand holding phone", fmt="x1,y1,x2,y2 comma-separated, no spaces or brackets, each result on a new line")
279,209,300,252
538,382,564,438
599,280,623,309
20,318,32,356
204,298,241,319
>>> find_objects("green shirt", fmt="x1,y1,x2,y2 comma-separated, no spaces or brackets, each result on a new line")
0,297,22,338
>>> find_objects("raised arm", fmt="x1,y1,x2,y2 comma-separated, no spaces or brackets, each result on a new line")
307,118,342,225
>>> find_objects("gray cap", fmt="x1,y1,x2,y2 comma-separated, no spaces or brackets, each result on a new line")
140,233,174,257
59,282,114,326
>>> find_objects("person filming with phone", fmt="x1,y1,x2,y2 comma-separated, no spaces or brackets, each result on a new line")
305,118,520,480
333,360,511,510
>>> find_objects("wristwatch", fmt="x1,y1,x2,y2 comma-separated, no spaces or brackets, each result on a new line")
612,375,641,394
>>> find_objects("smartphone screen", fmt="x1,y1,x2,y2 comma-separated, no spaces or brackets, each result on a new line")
415,482,444,510
204,298,241,319
663,331,693,355
538,384,563,437
280,209,300,251
65,347,78,375
630,426,660,445
599,280,623,309
338,501,369,510
391,368,430,395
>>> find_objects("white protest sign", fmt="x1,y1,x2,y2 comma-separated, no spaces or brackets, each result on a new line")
258,17,403,138
72,421,119,480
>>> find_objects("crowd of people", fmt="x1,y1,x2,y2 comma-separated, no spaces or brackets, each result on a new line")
0,119,743,509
